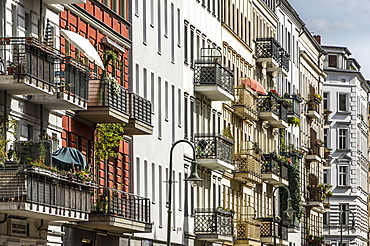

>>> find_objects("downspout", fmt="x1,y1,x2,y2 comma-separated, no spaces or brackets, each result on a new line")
39,104,43,139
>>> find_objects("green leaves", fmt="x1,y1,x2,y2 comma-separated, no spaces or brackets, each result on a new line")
95,123,125,162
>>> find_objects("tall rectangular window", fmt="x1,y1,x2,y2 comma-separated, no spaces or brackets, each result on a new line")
328,55,337,68
339,166,348,186
324,129,328,147
190,99,194,140
135,64,140,94
339,94,347,111
340,204,349,225
323,170,328,184
150,0,154,26
136,157,141,195
184,22,188,64
157,0,162,53
151,72,155,112
177,8,181,47
143,0,147,43
172,85,175,143
178,88,181,127
135,0,139,16
165,81,169,120
143,68,147,98
171,3,174,63
178,172,182,210
159,165,163,226
164,0,168,36
152,162,156,203
158,77,162,139
338,129,348,150
144,160,148,197
190,26,194,67
184,95,188,139
323,92,328,110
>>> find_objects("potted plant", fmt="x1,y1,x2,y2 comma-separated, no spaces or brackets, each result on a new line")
287,117,300,127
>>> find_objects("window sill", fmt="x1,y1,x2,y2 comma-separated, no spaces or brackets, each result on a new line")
337,185,351,189
336,111,351,115
337,149,351,152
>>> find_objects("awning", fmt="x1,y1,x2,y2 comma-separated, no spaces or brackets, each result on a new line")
52,147,87,171
240,78,267,95
60,29,105,69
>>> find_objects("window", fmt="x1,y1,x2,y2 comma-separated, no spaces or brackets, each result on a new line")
178,88,181,126
152,163,156,203
150,0,154,26
190,26,194,67
135,0,139,16
136,157,141,195
339,94,347,111
143,0,147,43
143,68,147,98
338,129,348,150
157,0,162,53
144,160,148,197
323,170,328,183
151,72,155,112
171,3,174,63
158,77,162,139
328,55,337,68
135,64,140,94
340,204,349,225
323,92,328,110
324,129,328,147
338,166,348,186
184,22,188,64
184,95,188,139
165,81,169,120
158,165,163,226
323,212,328,225
177,8,181,47
164,0,168,36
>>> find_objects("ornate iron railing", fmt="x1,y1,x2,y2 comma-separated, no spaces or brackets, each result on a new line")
233,85,258,119
128,93,152,125
88,79,128,115
194,59,234,96
194,208,234,236
234,154,261,177
234,219,261,241
58,57,89,102
261,153,289,180
257,93,281,116
307,186,323,202
0,163,92,214
255,38,281,63
0,37,61,90
194,134,234,165
285,96,301,117
92,187,151,224
280,49,289,72
259,218,288,241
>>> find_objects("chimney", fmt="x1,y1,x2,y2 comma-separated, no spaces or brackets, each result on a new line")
313,35,321,44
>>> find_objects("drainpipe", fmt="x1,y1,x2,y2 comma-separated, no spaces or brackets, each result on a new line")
39,104,43,139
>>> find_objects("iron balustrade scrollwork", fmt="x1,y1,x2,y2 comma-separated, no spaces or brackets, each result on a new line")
234,154,261,177
194,59,234,96
259,218,288,240
255,38,281,63
0,164,92,214
0,37,61,90
128,93,152,125
92,187,151,224
194,134,234,165
280,49,290,72
234,219,261,241
194,208,234,236
257,93,281,116
261,153,289,180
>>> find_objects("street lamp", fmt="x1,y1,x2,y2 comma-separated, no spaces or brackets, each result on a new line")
166,140,203,246
339,209,356,246
272,185,296,246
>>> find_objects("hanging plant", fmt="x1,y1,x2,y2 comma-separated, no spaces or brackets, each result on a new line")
100,50,123,79
0,116,17,164
94,123,125,162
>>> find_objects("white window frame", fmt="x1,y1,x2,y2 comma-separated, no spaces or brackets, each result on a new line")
338,128,348,150
338,165,349,186
338,93,348,112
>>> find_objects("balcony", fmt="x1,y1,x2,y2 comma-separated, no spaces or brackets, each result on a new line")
30,57,89,110
0,162,92,221
194,208,234,242
77,79,129,123
124,93,153,135
43,0,86,4
307,186,323,208
259,218,288,245
306,141,323,162
257,93,288,128
233,84,259,121
194,48,234,101
234,154,262,184
0,37,59,95
255,38,290,74
261,153,289,186
81,187,152,233
284,94,301,118
234,219,261,245
195,134,234,171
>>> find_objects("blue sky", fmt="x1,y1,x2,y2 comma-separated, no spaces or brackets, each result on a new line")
288,0,370,78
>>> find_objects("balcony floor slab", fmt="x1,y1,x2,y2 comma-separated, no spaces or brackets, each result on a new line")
0,75,53,95
198,158,234,171
261,173,288,186
261,237,288,246
194,85,234,101
196,234,233,242
77,107,130,124
125,119,153,135
307,110,320,119
306,155,322,162
30,93,87,110
234,239,261,246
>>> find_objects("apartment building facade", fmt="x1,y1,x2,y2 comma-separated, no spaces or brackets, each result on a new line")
322,45,369,246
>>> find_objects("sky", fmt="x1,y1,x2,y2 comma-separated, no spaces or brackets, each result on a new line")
288,0,370,79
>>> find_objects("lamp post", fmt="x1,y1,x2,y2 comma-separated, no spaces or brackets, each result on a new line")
272,185,296,246
339,209,356,246
166,140,203,246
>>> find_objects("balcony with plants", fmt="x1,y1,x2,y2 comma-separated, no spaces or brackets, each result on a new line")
233,84,259,121
255,38,290,74
280,144,305,159
323,148,331,169
0,37,60,96
194,131,234,171
234,218,261,245
124,93,153,135
261,152,289,186
259,217,289,245
194,48,234,101
307,183,332,208
30,56,90,111
307,94,322,119
306,234,324,246
233,145,262,184
257,91,289,128
81,187,152,233
0,140,94,222
306,140,323,162
194,207,234,242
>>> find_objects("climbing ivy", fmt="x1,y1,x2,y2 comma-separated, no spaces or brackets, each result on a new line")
94,123,125,162
0,116,17,164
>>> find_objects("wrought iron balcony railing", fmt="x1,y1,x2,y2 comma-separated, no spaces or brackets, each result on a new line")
261,153,289,180
0,37,60,90
92,187,151,224
307,186,323,202
128,93,152,126
58,57,90,101
194,208,234,236
255,38,281,63
234,219,261,241
194,59,234,96
257,93,280,115
0,163,92,215
195,134,234,165
284,95,301,117
233,85,258,120
280,49,289,72
259,218,288,241
88,79,128,114
234,154,261,177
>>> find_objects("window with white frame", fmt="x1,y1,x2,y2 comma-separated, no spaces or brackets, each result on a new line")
338,129,348,150
340,204,349,225
338,94,347,112
323,92,328,110
338,166,348,186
